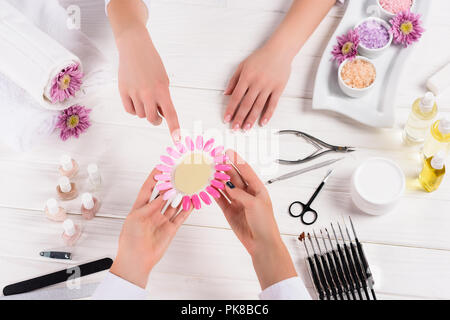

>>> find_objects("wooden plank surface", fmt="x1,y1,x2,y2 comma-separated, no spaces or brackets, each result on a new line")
1,0,450,299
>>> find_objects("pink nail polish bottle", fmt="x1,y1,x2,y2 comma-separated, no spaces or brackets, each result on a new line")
81,192,100,220
44,198,67,222
57,176,78,201
61,219,81,246
58,154,79,178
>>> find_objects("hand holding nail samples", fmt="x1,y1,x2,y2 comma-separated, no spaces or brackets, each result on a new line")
110,168,193,288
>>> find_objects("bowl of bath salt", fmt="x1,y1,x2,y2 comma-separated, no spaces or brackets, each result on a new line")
338,57,377,98
377,0,415,20
355,17,393,58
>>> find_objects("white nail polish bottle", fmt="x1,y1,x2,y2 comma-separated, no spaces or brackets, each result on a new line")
87,163,102,192
61,219,81,246
81,192,100,220
44,198,67,222
59,154,79,178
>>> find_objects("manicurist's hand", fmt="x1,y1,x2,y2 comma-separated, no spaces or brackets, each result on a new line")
110,168,193,288
215,150,298,290
223,46,291,131
107,0,180,142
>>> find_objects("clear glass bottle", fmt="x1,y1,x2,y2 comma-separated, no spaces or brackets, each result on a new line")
87,163,102,192
403,92,437,144
423,117,450,159
419,152,446,192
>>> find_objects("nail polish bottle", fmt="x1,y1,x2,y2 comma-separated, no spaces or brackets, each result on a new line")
57,176,78,201
44,198,67,222
87,163,102,192
81,192,100,220
58,154,79,178
62,219,81,246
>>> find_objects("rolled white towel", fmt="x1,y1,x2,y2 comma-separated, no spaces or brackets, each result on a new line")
0,0,82,110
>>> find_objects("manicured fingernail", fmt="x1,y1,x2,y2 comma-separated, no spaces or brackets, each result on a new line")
224,115,231,123
261,119,268,126
232,124,240,131
226,181,235,189
172,131,181,142
243,123,251,131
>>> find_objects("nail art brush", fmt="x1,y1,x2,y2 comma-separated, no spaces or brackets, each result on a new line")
324,228,352,300
320,229,345,300
337,222,364,300
307,233,331,300
349,217,377,300
313,230,339,300
299,233,324,300
344,220,371,300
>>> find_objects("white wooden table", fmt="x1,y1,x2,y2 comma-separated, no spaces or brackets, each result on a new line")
1,0,450,300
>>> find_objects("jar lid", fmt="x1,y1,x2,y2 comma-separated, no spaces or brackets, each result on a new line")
351,158,405,215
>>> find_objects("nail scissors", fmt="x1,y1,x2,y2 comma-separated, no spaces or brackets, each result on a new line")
288,170,333,225
276,130,355,165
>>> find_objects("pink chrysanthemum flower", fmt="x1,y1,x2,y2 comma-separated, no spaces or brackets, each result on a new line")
389,11,424,47
56,105,91,141
331,29,360,65
155,136,231,211
50,64,83,103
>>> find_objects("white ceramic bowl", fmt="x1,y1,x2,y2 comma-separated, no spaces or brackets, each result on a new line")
338,57,377,98
376,0,416,21
351,157,405,216
355,17,393,59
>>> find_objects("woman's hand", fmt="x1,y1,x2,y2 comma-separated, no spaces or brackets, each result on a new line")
223,46,292,131
108,0,180,142
215,150,298,290
110,168,193,288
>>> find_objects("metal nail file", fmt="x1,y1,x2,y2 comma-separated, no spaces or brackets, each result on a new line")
266,158,343,184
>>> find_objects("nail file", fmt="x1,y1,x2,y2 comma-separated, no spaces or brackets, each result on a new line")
2,257,112,296
1,282,99,300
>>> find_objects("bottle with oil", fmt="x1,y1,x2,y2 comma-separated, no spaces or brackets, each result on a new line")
422,117,450,159
419,151,446,192
403,92,437,144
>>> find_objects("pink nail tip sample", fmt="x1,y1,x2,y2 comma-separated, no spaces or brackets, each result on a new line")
175,142,187,154
214,155,228,163
160,155,175,166
203,138,215,152
155,174,171,181
156,182,172,191
191,194,201,209
211,146,224,157
166,147,181,159
196,136,203,150
156,164,172,172
185,136,194,151
211,179,225,190
206,186,221,199
182,196,191,211
199,191,211,205
163,188,176,200
214,172,230,180
215,164,231,171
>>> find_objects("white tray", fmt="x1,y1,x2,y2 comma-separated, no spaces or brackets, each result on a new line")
312,0,431,128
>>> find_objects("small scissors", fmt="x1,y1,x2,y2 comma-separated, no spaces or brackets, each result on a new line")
288,170,333,225
276,130,355,165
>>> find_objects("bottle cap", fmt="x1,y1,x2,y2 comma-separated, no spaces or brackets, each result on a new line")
431,151,446,170
420,92,435,113
63,219,76,236
59,176,72,193
82,192,94,210
438,117,450,134
87,163,100,179
60,154,73,171
46,198,59,215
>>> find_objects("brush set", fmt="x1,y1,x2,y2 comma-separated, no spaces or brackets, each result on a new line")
298,217,376,300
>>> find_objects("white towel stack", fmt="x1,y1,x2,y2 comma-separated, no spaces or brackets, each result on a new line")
0,0,111,151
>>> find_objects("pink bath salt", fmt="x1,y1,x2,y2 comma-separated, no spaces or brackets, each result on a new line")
341,59,376,89
379,0,412,14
